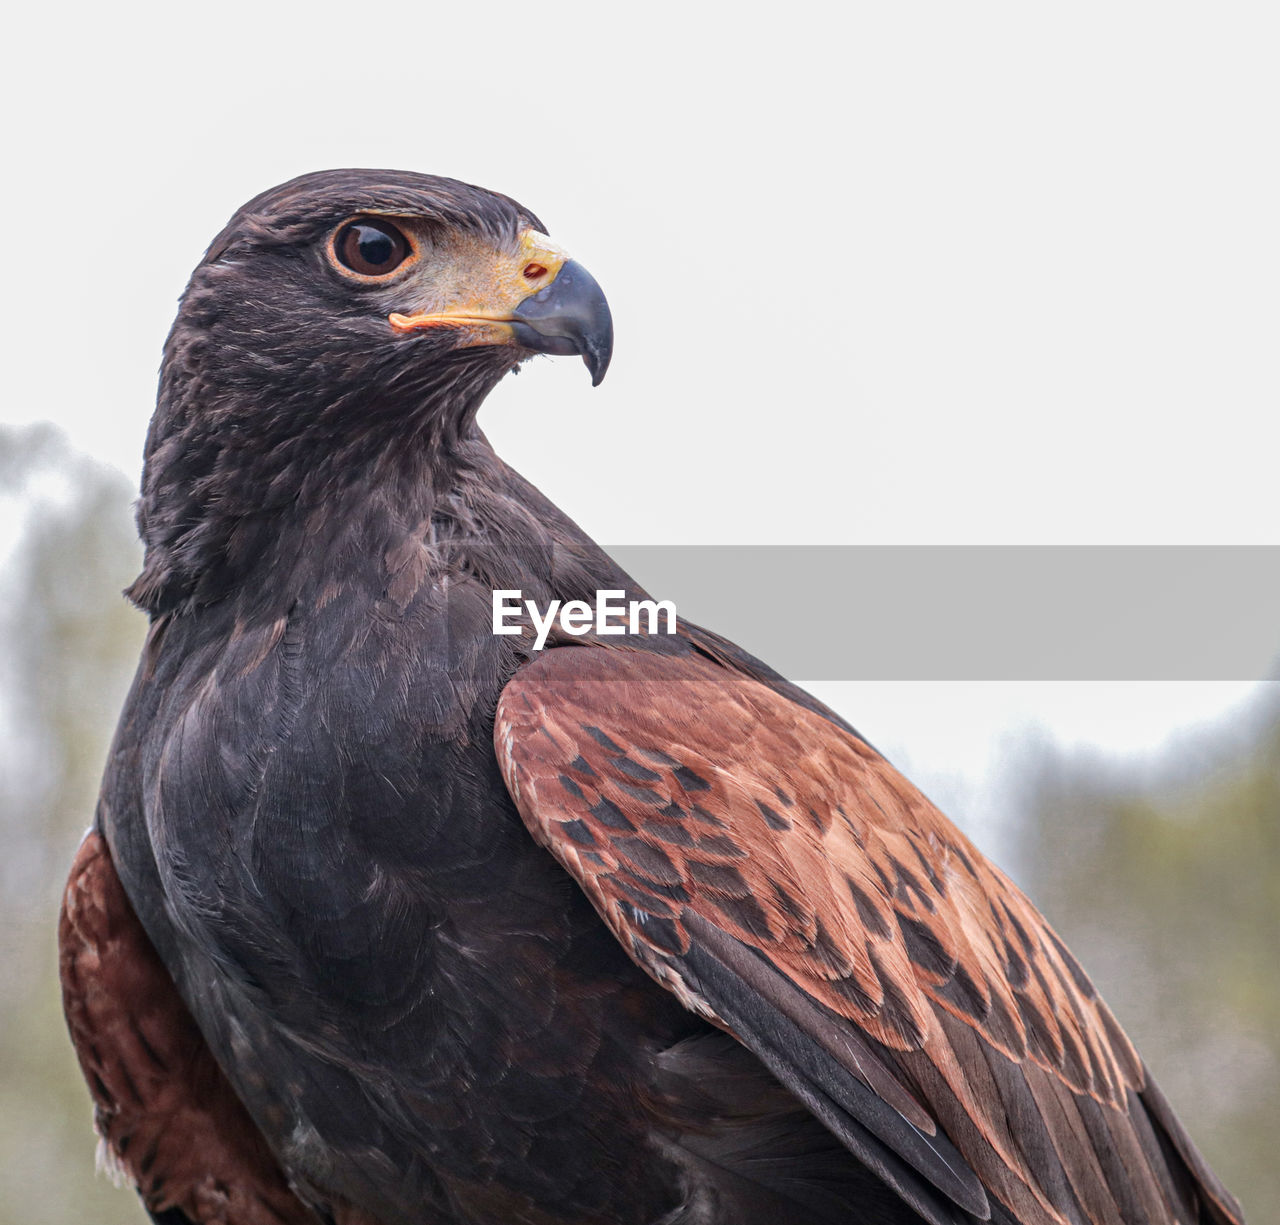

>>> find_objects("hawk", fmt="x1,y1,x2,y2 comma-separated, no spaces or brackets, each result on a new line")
60,169,1243,1225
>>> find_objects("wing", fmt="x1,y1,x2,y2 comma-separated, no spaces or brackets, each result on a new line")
58,830,318,1225
494,646,1244,1225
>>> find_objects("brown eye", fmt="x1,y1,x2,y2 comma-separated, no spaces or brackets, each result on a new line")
333,219,411,277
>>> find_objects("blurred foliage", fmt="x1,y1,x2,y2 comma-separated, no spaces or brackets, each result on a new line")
1017,708,1280,1222
1,425,1275,1221
0,424,147,1224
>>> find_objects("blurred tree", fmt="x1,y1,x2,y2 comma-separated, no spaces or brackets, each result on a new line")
0,425,147,1223
1016,700,1280,1222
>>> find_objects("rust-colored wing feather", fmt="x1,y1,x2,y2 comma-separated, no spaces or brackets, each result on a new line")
58,830,317,1225
495,646,1243,1225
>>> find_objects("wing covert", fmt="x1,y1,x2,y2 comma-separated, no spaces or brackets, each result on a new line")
495,645,1242,1225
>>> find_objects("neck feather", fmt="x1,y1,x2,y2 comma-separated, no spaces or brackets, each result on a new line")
128,358,510,617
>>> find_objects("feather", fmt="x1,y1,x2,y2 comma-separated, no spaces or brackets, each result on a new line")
497,645,1244,1225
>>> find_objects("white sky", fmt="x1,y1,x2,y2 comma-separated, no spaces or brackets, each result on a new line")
3,2,1278,833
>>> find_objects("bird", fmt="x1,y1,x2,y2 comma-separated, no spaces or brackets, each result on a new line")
59,168,1243,1225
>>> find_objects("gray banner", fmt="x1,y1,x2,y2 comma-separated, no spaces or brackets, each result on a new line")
604,546,1280,681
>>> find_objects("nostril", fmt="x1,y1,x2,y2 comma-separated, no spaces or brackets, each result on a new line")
523,262,549,281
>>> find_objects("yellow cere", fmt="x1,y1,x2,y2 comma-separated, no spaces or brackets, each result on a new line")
389,229,571,342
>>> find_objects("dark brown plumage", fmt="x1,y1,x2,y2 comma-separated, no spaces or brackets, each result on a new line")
59,168,1243,1225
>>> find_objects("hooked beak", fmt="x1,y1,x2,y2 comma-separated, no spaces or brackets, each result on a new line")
388,231,613,386
510,260,613,386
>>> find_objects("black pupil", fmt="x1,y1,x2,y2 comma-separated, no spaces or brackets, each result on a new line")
355,226,394,268
337,221,406,275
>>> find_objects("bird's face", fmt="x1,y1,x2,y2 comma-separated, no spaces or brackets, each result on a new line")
323,210,613,387
371,220,612,386
133,170,613,613
163,169,612,438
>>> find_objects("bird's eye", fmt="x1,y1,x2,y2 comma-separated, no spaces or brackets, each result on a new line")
332,219,412,278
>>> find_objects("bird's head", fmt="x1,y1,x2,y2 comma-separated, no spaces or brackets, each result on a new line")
132,169,612,613
162,168,611,416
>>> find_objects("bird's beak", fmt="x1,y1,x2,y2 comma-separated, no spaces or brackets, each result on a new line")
389,231,614,386
509,260,613,387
